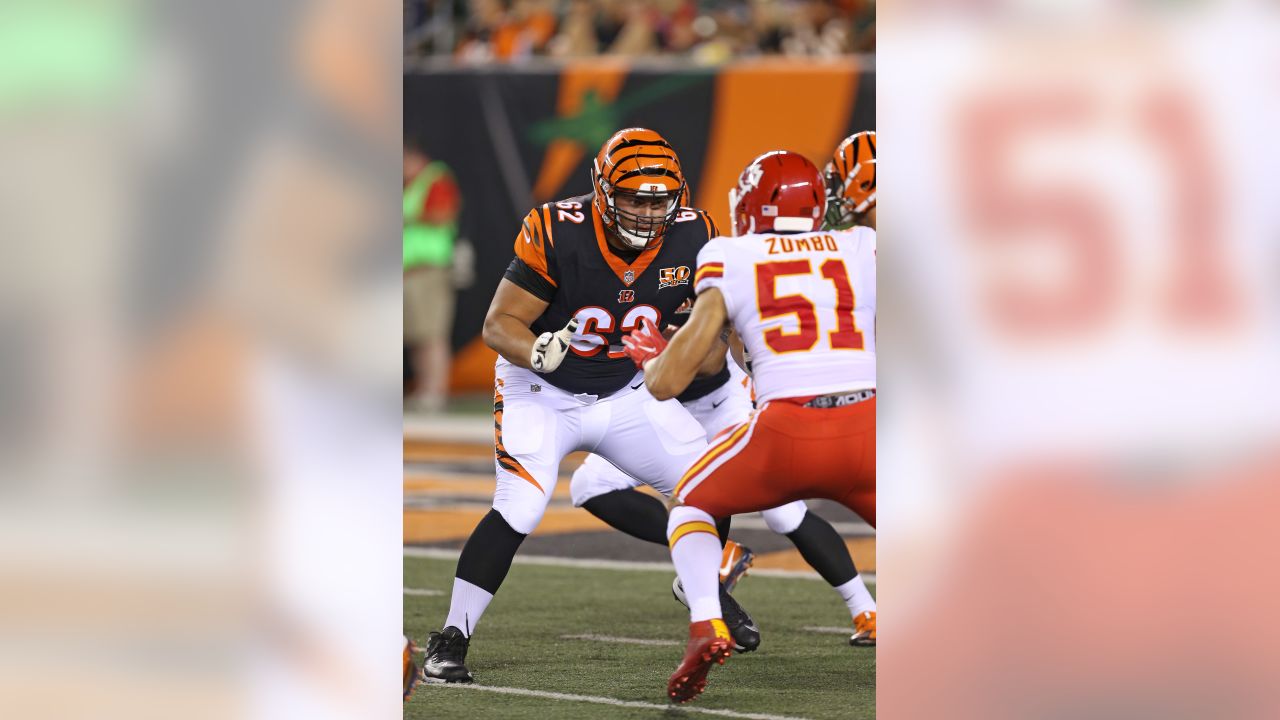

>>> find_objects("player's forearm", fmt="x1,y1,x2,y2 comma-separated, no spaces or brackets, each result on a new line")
645,331,717,399
694,338,728,377
483,313,538,370
643,352,698,401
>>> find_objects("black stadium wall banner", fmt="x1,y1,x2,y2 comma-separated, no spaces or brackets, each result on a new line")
404,60,874,390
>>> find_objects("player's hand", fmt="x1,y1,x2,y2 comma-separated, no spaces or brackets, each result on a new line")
622,316,668,369
530,317,578,373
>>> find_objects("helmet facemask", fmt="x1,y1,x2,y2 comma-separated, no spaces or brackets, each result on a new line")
591,128,687,250
597,173,684,250
824,165,857,230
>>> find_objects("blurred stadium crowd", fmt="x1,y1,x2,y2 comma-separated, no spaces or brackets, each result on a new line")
405,0,875,63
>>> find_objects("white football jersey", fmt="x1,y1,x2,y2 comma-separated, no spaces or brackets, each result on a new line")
695,227,876,403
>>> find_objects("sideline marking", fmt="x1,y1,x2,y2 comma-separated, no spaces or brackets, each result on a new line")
404,588,444,596
404,547,874,584
432,683,815,720
560,633,680,647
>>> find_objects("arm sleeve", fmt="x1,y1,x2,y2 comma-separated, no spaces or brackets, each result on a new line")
504,257,557,302
694,239,734,319
700,210,721,240
511,207,558,286
693,240,726,296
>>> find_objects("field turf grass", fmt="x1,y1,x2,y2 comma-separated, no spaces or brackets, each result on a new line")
406,556,874,719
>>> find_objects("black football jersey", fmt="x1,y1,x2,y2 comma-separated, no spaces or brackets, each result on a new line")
504,193,730,399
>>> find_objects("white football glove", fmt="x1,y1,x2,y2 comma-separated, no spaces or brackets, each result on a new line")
530,317,579,373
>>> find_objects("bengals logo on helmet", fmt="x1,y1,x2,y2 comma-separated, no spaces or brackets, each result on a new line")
591,128,687,251
824,131,876,230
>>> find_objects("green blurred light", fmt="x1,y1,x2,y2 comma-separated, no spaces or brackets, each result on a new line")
0,2,138,109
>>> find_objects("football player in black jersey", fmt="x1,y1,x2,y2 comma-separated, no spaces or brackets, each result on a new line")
420,128,758,684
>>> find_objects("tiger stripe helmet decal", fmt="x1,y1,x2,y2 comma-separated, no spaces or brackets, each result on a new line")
591,128,687,250
824,131,876,229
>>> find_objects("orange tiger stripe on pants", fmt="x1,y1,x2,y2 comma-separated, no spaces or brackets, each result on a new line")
494,379,543,493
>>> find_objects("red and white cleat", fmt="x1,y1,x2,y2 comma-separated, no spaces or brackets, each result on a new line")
667,618,733,704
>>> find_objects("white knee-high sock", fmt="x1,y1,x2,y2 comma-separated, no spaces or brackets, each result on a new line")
444,578,493,637
667,505,722,623
836,574,877,617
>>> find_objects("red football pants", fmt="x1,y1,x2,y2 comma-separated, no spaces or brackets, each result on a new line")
674,397,875,527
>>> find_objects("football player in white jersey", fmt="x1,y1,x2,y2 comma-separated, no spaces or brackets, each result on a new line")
624,150,876,703
570,349,878,646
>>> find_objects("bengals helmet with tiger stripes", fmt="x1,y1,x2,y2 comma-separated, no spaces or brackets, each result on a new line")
591,128,687,250
824,131,876,229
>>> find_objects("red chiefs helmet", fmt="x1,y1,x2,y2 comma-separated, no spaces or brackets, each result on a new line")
728,150,827,236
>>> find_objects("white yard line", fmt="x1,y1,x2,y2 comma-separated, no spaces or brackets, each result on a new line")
433,683,815,720
406,545,672,571
403,588,443,596
802,626,853,635
560,633,681,647
404,546,874,584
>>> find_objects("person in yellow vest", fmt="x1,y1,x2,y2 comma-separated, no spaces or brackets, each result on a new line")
404,143,462,413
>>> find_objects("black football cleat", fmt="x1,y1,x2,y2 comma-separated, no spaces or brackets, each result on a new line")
672,578,761,653
421,626,474,683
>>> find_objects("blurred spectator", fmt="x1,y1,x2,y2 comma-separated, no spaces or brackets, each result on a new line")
514,0,559,54
407,0,874,62
607,0,658,56
548,0,600,57
406,0,466,57
453,0,559,62
403,143,461,414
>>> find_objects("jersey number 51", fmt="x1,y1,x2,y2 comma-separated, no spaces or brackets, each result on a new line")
755,259,865,353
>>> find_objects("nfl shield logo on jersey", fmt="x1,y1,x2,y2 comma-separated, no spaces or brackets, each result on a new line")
623,269,635,285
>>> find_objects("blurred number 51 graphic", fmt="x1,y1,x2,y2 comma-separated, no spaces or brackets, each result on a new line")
956,85,1240,341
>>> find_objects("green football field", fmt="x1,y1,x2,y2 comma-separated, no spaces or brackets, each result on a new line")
406,556,875,720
